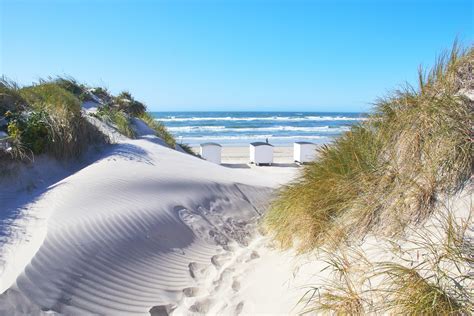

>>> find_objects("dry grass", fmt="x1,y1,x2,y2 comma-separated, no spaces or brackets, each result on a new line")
299,248,370,315
96,106,137,139
298,202,473,315
375,205,473,314
0,77,28,115
265,43,473,252
177,142,198,156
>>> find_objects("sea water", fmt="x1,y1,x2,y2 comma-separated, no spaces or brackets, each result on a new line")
152,111,366,146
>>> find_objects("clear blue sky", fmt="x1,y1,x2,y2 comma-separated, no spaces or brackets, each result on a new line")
1,0,472,112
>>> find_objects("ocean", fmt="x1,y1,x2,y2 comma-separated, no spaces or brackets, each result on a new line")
151,111,366,146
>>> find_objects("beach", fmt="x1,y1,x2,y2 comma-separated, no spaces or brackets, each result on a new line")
0,121,311,314
1,2,472,312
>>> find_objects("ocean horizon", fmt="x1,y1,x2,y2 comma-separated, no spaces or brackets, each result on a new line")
151,111,367,146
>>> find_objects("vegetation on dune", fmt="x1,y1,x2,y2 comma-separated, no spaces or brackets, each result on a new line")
0,76,185,164
265,42,473,315
114,91,147,117
95,105,136,139
265,43,473,251
1,78,108,161
299,209,473,315
376,210,473,314
54,76,94,102
177,142,198,156
138,112,177,148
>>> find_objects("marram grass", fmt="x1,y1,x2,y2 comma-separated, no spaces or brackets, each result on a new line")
265,43,473,252
139,112,177,148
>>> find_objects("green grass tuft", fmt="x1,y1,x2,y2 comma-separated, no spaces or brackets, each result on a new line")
95,106,136,139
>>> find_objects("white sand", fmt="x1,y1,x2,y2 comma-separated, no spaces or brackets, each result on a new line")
0,123,470,315
0,124,311,315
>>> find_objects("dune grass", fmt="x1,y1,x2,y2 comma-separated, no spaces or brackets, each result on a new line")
265,43,473,252
376,208,473,314
0,78,27,115
96,106,137,139
53,76,94,102
299,249,369,315
114,91,147,117
177,142,198,156
139,112,177,148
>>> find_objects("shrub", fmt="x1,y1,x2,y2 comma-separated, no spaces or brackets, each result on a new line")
16,81,107,159
7,111,49,155
375,210,473,314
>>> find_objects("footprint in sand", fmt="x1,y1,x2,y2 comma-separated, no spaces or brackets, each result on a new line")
182,287,202,297
149,304,176,316
235,301,244,315
231,279,241,292
188,262,213,280
211,252,233,268
245,250,260,262
177,207,230,246
189,298,212,314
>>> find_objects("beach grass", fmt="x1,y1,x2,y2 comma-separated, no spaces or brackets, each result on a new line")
96,105,137,139
139,112,177,148
265,42,473,251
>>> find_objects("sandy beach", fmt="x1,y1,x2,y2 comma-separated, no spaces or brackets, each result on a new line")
0,122,311,314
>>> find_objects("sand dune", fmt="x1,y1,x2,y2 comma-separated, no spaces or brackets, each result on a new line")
0,130,300,315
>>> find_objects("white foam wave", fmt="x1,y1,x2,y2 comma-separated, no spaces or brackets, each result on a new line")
157,116,366,122
168,125,350,133
179,135,328,141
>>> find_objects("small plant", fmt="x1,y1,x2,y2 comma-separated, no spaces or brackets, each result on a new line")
376,263,464,314
178,143,198,156
0,77,28,115
299,248,371,315
114,91,147,116
7,111,49,154
91,87,112,103
376,207,473,314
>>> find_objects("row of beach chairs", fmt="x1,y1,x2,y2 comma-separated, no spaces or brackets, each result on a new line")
199,141,317,166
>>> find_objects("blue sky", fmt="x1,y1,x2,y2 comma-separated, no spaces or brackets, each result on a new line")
1,0,472,112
